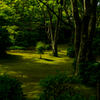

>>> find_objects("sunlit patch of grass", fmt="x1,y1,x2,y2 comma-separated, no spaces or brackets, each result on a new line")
0,44,97,100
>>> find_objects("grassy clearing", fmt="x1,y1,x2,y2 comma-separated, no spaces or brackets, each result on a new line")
0,44,97,100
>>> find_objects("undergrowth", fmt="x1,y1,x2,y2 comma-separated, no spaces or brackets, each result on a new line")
36,68,96,100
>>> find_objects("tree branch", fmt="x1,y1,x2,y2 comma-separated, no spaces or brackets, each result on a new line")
38,0,74,30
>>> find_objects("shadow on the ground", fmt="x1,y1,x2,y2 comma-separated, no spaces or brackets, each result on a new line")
0,47,97,100
42,58,54,61
0,53,24,63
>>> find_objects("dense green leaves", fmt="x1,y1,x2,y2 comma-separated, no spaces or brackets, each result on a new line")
0,73,26,100
78,61,100,87
15,31,39,47
0,1,100,99
0,26,12,57
66,45,75,58
8,46,26,50
36,41,46,58
37,69,96,100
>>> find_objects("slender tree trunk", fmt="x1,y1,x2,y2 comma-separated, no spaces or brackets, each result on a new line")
47,23,51,47
70,0,81,76
48,7,58,56
51,39,58,56
47,1,62,57
50,18,58,57
70,0,81,58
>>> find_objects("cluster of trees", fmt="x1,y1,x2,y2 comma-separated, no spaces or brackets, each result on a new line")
0,0,100,76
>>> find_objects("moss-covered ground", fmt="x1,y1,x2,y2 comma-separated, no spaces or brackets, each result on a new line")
0,44,97,100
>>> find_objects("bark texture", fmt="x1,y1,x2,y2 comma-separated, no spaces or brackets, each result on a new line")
70,0,97,76
47,0,62,57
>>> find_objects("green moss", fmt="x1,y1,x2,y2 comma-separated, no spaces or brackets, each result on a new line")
0,44,97,100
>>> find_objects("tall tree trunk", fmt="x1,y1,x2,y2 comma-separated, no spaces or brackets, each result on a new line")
71,0,97,76
47,23,51,47
50,15,58,56
70,0,81,75
47,7,58,56
75,0,92,76
51,38,58,56
76,1,91,61
52,6,62,57
86,0,97,62
47,0,62,57
70,0,81,59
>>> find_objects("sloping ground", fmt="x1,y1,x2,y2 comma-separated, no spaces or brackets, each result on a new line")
0,44,97,100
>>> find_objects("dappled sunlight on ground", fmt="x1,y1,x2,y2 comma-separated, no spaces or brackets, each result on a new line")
21,82,43,99
0,44,97,100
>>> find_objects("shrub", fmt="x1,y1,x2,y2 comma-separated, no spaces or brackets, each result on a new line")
72,58,76,72
15,41,29,47
37,68,96,100
92,38,100,56
0,27,12,57
0,72,27,100
66,45,75,58
45,44,52,50
55,93,96,100
8,46,26,50
15,31,39,47
49,53,53,56
37,28,48,44
78,61,100,87
27,31,39,46
37,69,84,100
36,41,46,59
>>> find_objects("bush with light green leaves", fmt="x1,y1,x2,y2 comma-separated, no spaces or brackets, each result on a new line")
36,41,46,59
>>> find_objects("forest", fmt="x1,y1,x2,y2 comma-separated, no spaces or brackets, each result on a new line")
0,0,100,100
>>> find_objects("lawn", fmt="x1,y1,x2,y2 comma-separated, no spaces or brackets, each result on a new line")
0,44,97,100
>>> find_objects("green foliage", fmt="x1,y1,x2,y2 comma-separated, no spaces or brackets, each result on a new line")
0,2,14,57
54,93,96,100
92,38,100,55
57,27,72,44
94,28,100,39
66,45,75,58
0,72,27,100
8,46,26,50
78,61,100,87
45,44,52,50
37,28,48,43
49,53,53,56
0,26,12,57
37,69,85,100
36,41,46,54
15,31,39,47
36,41,46,58
72,58,76,70
57,32,66,44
